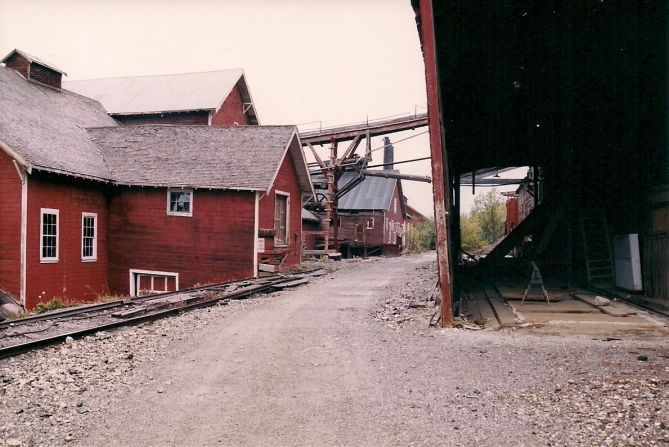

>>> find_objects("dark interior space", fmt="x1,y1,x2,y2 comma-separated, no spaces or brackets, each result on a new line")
422,0,669,309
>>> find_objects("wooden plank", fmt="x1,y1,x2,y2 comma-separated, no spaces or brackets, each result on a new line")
573,294,637,317
300,114,428,146
272,278,309,289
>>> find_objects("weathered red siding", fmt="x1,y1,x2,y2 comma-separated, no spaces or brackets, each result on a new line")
25,173,109,309
337,211,385,246
107,188,255,295
505,196,520,234
211,83,250,126
4,53,29,78
384,186,405,247
115,111,209,126
335,182,405,256
0,151,22,299
258,152,303,266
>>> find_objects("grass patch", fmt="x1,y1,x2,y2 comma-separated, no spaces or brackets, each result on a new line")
35,298,68,314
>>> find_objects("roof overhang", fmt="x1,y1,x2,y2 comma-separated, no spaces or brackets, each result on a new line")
0,138,32,173
1,49,67,75
266,128,315,199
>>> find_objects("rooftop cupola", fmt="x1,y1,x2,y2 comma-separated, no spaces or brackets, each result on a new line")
1,49,67,91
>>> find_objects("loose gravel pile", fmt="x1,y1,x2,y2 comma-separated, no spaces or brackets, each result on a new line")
372,261,439,327
377,256,669,447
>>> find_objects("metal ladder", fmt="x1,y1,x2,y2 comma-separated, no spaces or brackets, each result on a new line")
579,210,614,285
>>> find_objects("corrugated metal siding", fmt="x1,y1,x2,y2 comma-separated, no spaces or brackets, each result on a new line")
64,69,243,114
336,172,396,211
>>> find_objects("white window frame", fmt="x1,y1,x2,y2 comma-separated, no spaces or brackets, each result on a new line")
129,269,179,297
166,188,193,217
274,190,290,247
39,208,59,263
366,218,374,230
81,212,98,262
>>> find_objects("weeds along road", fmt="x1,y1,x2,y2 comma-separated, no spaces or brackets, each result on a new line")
3,252,666,446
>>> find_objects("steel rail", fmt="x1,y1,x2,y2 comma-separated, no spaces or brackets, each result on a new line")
0,277,276,330
0,278,289,359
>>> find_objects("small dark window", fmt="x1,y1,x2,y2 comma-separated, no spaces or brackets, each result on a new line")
366,218,374,229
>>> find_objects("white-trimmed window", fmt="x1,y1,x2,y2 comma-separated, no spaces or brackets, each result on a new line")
366,218,374,229
167,189,193,216
40,208,58,263
81,212,97,261
129,269,179,297
274,191,290,246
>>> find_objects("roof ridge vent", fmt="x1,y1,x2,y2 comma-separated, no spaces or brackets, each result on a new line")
1,49,66,91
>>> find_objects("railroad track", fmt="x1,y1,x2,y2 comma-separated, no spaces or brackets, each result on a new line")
0,270,324,359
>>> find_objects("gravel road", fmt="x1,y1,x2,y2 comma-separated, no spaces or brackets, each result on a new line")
1,252,667,446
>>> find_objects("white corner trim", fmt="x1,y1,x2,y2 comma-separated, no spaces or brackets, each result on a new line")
19,173,27,305
254,192,260,278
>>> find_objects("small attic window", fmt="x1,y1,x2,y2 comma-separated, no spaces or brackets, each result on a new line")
1,50,66,91
29,63,62,90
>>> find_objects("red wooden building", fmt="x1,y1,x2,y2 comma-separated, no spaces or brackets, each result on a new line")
316,172,407,258
0,50,312,310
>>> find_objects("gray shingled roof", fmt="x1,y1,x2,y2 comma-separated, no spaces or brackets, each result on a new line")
334,171,398,211
0,66,117,180
87,125,312,192
64,70,245,115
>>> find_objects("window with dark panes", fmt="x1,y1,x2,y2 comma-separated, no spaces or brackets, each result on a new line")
167,189,192,215
40,209,58,261
274,194,288,245
82,213,97,260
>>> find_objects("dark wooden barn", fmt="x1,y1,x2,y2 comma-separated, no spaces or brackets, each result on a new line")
414,0,669,320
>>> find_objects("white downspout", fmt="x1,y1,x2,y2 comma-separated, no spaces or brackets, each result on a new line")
254,192,260,278
12,160,27,306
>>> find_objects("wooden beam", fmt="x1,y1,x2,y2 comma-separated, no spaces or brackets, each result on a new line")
419,0,453,327
306,142,326,169
338,133,363,162
362,170,432,183
300,114,428,146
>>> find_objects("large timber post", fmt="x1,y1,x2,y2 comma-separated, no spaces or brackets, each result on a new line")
417,0,454,327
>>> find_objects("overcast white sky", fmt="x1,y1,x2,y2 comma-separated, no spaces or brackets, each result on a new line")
0,0,519,216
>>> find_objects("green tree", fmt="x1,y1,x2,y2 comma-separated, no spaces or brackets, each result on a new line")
460,189,507,253
405,218,436,253
472,190,506,244
460,213,485,253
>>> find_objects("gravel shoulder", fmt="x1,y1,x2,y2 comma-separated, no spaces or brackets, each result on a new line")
0,252,667,447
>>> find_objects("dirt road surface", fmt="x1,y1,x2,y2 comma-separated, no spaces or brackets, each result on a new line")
72,253,667,446
3,253,666,446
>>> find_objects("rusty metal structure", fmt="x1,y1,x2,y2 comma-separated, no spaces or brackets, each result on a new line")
300,113,431,256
